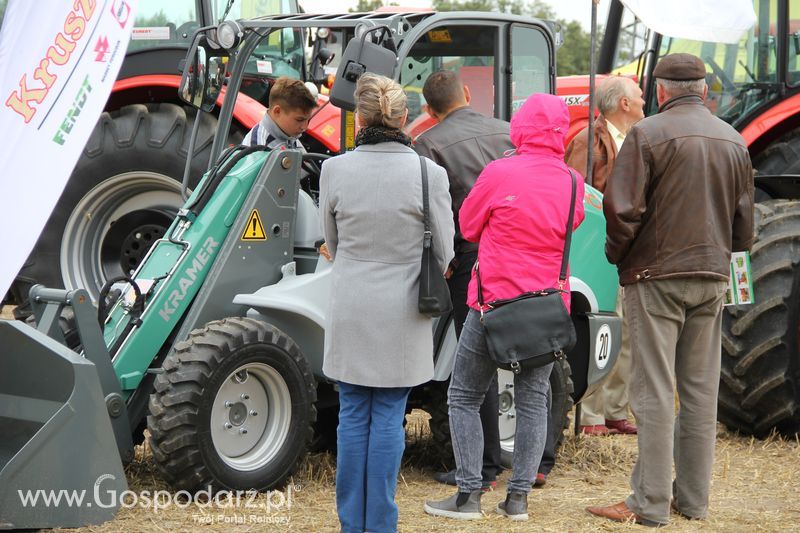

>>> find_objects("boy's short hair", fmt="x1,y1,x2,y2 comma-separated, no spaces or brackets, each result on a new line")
269,77,317,112
422,70,464,115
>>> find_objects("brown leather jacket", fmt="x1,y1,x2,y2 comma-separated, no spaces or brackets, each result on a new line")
564,116,617,193
415,106,514,253
604,94,754,285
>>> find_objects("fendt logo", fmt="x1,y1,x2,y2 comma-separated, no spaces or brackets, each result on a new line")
159,237,220,322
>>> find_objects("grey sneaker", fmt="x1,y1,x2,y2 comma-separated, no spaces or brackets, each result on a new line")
496,490,529,521
424,490,483,520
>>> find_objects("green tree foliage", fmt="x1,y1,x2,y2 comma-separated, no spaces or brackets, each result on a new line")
432,0,598,76
0,0,8,31
135,8,170,27
349,0,399,12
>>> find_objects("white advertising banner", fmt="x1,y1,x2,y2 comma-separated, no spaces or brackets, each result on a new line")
0,0,137,301
621,0,756,44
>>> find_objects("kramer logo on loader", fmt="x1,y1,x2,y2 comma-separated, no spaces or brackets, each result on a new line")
241,209,267,241
159,237,219,321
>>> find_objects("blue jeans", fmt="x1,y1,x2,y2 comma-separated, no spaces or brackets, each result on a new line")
449,309,552,493
336,382,411,533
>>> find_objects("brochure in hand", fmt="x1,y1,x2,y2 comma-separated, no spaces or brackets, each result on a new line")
724,251,754,306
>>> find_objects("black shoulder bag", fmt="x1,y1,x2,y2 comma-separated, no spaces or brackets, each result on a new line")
418,156,453,317
476,170,578,374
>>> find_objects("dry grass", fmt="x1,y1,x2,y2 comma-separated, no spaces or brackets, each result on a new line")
6,299,797,531
45,409,800,533
7,302,794,531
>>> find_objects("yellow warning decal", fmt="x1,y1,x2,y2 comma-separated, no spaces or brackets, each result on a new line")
427,29,452,43
344,110,356,150
241,209,267,241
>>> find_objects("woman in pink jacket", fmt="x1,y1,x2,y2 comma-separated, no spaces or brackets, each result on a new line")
425,93,585,521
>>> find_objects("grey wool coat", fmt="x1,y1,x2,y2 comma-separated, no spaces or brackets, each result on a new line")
319,142,455,388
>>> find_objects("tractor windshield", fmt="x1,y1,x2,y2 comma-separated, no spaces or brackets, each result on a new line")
128,0,298,54
651,0,786,126
612,0,800,127
399,23,551,124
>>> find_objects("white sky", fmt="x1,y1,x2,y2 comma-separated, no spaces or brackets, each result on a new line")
298,0,611,30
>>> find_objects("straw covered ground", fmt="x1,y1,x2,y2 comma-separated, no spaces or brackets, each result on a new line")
49,408,800,533
8,299,796,531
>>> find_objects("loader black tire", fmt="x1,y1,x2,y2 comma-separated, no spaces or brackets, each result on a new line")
148,317,317,492
9,103,222,309
424,380,453,468
719,200,800,436
499,357,574,469
425,359,574,470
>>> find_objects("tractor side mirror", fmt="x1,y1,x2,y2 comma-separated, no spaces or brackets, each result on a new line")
179,36,226,112
329,28,397,111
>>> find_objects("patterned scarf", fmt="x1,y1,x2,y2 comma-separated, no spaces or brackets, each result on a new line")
354,126,412,147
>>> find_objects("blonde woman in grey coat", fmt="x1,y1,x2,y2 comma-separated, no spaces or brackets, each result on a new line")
319,72,454,533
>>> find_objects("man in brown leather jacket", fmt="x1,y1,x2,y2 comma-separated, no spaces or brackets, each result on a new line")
566,76,644,437
565,76,644,194
587,54,754,527
415,70,514,490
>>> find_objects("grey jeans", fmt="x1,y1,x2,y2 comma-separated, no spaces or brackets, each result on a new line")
624,278,727,524
448,309,552,493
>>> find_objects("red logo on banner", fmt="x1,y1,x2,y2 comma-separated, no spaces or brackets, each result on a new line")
94,36,110,62
111,0,131,28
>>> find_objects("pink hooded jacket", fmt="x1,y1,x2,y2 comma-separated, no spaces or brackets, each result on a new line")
460,93,585,312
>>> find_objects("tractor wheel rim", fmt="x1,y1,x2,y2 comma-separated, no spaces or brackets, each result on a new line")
497,369,516,454
60,172,182,300
210,362,292,471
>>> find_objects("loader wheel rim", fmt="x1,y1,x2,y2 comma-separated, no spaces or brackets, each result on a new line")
210,362,292,471
497,369,516,454
60,172,182,300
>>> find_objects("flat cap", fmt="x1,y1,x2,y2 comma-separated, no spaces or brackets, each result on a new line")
652,53,706,81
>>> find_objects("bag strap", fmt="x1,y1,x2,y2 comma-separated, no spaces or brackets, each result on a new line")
420,155,432,249
559,170,578,287
477,169,577,309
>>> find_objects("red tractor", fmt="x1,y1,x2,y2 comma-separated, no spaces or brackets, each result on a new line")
558,0,800,438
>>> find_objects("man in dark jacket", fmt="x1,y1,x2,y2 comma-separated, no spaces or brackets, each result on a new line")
414,70,512,491
565,76,644,194
587,54,754,527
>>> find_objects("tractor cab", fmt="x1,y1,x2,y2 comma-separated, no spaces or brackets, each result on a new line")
181,12,559,159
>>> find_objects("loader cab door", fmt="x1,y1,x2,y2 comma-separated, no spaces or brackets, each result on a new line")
397,19,555,138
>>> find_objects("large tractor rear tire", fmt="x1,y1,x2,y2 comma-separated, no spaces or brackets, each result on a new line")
148,317,317,491
719,200,800,436
10,103,220,311
425,359,573,470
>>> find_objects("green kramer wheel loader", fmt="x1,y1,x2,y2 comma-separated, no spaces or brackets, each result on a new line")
0,11,622,529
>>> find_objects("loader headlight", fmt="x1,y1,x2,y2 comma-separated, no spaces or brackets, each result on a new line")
217,20,243,50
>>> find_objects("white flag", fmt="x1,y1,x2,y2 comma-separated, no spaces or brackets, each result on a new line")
0,0,138,301
621,0,756,44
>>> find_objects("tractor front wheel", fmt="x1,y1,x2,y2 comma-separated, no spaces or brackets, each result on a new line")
148,317,316,491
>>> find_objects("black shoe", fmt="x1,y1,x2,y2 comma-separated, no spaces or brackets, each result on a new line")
432,470,497,491
496,490,529,521
424,490,483,520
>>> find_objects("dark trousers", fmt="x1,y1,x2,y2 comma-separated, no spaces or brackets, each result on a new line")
448,251,502,481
